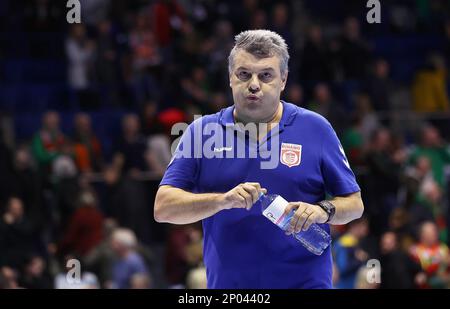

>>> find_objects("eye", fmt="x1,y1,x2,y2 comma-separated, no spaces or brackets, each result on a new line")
237,71,251,81
259,72,273,82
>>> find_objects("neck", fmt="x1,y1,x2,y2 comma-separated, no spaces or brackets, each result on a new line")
234,101,283,125
234,102,283,141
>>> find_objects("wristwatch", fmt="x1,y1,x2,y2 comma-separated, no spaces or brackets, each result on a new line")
317,200,336,223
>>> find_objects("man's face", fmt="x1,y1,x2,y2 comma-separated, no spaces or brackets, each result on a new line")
420,222,439,246
230,50,287,123
43,112,60,132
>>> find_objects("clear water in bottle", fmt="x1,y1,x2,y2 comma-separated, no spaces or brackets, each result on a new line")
258,193,331,255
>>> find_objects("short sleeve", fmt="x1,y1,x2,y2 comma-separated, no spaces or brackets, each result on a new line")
159,120,201,191
321,121,360,196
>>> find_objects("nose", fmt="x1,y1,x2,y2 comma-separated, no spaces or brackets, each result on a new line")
248,74,260,93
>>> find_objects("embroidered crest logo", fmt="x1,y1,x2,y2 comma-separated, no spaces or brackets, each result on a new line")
280,143,302,168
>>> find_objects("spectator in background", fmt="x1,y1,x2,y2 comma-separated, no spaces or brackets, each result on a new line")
338,17,371,80
31,111,65,175
146,135,172,178
365,59,394,111
403,156,436,210
409,124,450,190
112,114,149,176
379,231,423,289
19,255,53,289
250,9,268,30
130,273,152,289
51,139,77,180
128,12,162,105
66,24,98,110
82,218,118,287
140,102,174,176
307,83,347,136
203,20,235,91
0,197,36,269
365,128,407,236
165,224,203,288
341,114,365,168
10,146,42,228
94,19,121,106
286,83,304,107
387,207,416,253
151,0,185,48
177,21,203,70
181,66,211,112
409,221,450,289
140,101,162,137
341,93,382,168
109,228,149,289
0,266,20,289
72,113,103,173
103,163,152,245
352,93,380,143
49,138,79,230
270,3,293,51
410,176,448,244
299,24,333,82
58,190,104,258
412,53,449,113
333,217,370,289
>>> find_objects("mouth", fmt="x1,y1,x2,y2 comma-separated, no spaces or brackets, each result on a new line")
246,95,260,101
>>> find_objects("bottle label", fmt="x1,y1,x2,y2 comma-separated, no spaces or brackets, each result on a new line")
262,196,289,227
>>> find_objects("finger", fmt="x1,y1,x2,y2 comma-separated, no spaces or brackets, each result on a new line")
287,203,305,235
283,202,299,217
245,182,267,197
283,205,296,234
237,187,253,210
241,184,260,204
244,182,261,192
294,207,312,234
302,213,317,232
235,190,247,209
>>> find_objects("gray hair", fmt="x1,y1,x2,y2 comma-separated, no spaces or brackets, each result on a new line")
112,228,137,249
228,29,290,78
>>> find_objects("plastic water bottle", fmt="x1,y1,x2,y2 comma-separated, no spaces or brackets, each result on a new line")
258,193,331,255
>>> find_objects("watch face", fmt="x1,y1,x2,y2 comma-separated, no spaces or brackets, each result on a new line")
319,201,335,223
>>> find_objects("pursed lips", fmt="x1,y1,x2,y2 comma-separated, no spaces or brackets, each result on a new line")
246,94,260,101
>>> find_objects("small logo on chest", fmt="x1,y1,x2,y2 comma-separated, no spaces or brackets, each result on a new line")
280,143,302,168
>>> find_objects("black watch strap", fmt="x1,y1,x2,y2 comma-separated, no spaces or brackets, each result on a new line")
317,200,336,223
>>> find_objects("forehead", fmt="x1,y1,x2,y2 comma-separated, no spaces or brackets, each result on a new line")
232,50,280,72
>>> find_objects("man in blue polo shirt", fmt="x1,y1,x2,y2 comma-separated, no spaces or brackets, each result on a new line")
154,30,364,288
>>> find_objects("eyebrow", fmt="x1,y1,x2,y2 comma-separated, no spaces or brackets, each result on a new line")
236,67,276,72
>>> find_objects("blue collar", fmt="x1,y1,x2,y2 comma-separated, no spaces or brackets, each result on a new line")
218,101,299,130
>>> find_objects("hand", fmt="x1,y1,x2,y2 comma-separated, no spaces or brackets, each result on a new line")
283,202,328,235
220,182,267,211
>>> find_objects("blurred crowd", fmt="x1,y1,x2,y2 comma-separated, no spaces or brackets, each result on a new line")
1,0,450,289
